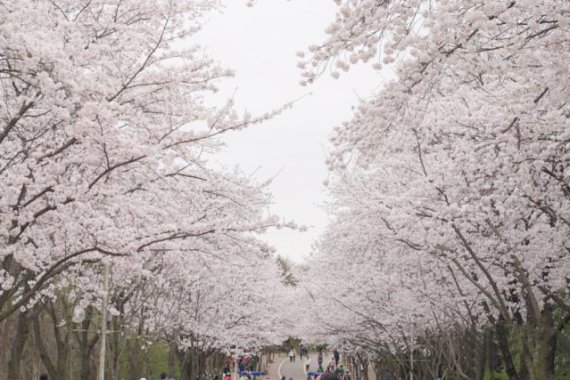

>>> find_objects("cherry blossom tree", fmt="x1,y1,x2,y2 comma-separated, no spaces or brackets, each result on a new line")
1,0,291,378
301,1,570,379
0,0,292,315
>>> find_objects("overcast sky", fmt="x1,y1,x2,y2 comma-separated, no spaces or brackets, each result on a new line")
198,1,388,262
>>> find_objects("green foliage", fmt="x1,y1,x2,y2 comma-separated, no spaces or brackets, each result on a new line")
554,318,570,379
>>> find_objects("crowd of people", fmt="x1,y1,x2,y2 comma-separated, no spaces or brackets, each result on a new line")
34,348,351,380
309,349,350,380
236,354,260,373
283,347,350,380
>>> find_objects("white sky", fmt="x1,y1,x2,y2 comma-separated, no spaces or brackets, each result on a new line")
198,1,387,262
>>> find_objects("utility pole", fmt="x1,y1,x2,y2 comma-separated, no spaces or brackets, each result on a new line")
98,262,110,380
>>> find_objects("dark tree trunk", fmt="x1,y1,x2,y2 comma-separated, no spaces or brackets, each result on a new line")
179,349,194,380
77,307,99,380
543,304,557,378
8,311,30,379
33,309,58,380
495,316,520,380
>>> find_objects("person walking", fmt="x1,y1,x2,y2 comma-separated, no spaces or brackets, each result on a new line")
317,352,323,368
224,356,232,374
333,349,340,367
288,349,294,363
305,355,311,372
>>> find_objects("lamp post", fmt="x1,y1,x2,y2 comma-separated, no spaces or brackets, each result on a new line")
409,326,414,380
98,262,110,380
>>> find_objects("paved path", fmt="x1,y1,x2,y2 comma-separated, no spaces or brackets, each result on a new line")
277,356,305,380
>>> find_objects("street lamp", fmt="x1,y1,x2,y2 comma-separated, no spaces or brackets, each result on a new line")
98,262,110,380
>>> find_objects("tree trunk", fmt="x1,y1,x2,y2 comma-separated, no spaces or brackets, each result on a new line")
109,315,123,380
8,311,30,379
46,300,70,380
198,351,206,379
179,349,194,380
373,359,382,380
77,307,99,380
472,328,484,380
33,310,58,380
128,336,143,380
495,316,520,380
1,317,12,376
531,304,556,380
169,341,177,378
